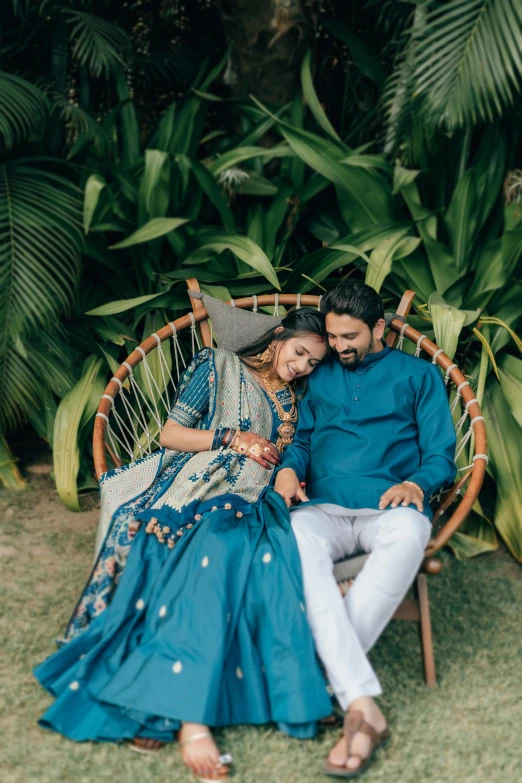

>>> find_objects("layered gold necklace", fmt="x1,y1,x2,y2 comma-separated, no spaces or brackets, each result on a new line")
260,371,298,452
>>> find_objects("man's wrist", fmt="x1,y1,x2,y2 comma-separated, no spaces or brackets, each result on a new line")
404,480,424,498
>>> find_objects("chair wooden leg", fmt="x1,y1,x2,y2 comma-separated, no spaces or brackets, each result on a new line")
416,573,436,688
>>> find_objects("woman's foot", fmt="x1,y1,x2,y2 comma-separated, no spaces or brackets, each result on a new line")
179,722,229,780
130,738,165,753
327,697,388,772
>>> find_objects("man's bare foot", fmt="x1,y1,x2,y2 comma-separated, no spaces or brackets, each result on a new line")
327,696,387,772
130,737,165,753
179,722,229,780
338,579,354,598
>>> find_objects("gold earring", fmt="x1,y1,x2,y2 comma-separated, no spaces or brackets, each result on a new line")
257,341,277,365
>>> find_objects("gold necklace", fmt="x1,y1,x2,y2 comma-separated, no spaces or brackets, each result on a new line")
261,374,298,452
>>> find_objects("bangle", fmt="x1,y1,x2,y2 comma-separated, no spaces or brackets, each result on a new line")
404,480,424,498
222,428,237,448
211,428,228,450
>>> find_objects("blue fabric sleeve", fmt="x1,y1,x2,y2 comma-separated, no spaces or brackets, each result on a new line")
168,355,211,428
407,363,457,499
278,391,315,482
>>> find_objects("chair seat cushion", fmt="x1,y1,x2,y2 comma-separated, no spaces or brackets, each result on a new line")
333,554,368,582
189,292,282,351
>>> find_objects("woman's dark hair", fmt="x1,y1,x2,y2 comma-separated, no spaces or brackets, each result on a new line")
321,279,384,330
238,308,328,383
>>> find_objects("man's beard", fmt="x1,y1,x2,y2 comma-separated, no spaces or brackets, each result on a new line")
336,337,374,370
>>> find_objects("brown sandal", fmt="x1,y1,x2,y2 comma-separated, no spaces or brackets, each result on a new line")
318,712,344,730
129,738,166,753
323,710,390,778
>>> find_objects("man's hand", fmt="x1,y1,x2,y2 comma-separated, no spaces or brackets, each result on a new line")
274,468,309,508
379,482,424,513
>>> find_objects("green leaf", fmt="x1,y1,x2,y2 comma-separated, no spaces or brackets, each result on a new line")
365,232,412,293
411,0,522,130
109,217,189,249
448,507,498,558
341,155,393,173
86,292,170,316
392,166,420,195
114,70,140,167
467,203,522,307
139,149,170,219
276,121,398,231
444,169,477,274
428,293,469,361
331,244,372,265
0,164,83,428
0,436,26,490
183,230,280,290
263,181,295,260
300,49,340,141
0,71,48,150
52,97,111,158
483,377,522,561
498,354,522,428
53,356,106,511
239,171,278,196
289,95,305,190
286,223,413,292
191,88,223,102
66,10,130,77
83,174,106,234
209,145,293,176
190,159,235,231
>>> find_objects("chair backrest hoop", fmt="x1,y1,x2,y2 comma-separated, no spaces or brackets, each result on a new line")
93,283,486,559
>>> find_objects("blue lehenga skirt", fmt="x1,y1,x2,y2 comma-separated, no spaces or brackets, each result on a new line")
34,490,332,742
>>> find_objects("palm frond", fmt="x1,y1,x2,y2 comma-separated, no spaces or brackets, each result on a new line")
0,71,48,150
0,163,83,428
52,95,111,154
65,10,131,78
413,0,522,129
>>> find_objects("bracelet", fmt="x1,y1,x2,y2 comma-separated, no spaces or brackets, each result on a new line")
211,428,228,450
222,428,237,448
404,480,424,498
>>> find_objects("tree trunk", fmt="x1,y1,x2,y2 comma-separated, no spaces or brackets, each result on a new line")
217,0,314,105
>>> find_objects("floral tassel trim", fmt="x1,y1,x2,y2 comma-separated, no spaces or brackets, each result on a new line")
145,519,194,548
145,504,243,547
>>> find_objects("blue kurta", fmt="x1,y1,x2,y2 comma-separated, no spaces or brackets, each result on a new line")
34,352,332,743
280,345,456,518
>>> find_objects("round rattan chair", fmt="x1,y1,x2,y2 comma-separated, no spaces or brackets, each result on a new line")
93,279,487,688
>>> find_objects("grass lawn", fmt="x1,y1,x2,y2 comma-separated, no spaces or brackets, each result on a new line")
1,471,521,783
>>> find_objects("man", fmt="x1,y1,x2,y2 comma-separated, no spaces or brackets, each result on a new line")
274,279,456,777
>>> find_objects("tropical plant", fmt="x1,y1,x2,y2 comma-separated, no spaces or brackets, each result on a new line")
383,0,522,156
1,2,521,564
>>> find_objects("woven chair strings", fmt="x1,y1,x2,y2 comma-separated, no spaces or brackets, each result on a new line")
96,297,485,502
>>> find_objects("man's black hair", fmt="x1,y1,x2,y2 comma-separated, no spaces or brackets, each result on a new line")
321,279,384,330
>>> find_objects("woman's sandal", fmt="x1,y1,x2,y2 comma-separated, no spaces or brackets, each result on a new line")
129,738,166,753
323,710,390,778
179,730,232,782
319,712,344,730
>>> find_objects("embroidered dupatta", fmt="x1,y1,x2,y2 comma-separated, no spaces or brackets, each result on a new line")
64,348,276,642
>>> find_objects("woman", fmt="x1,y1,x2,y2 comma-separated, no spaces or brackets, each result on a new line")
34,309,332,781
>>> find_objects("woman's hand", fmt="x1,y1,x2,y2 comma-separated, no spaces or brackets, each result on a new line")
231,432,280,470
379,482,424,513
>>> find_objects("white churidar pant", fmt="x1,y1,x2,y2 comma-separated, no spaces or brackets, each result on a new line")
291,504,431,709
